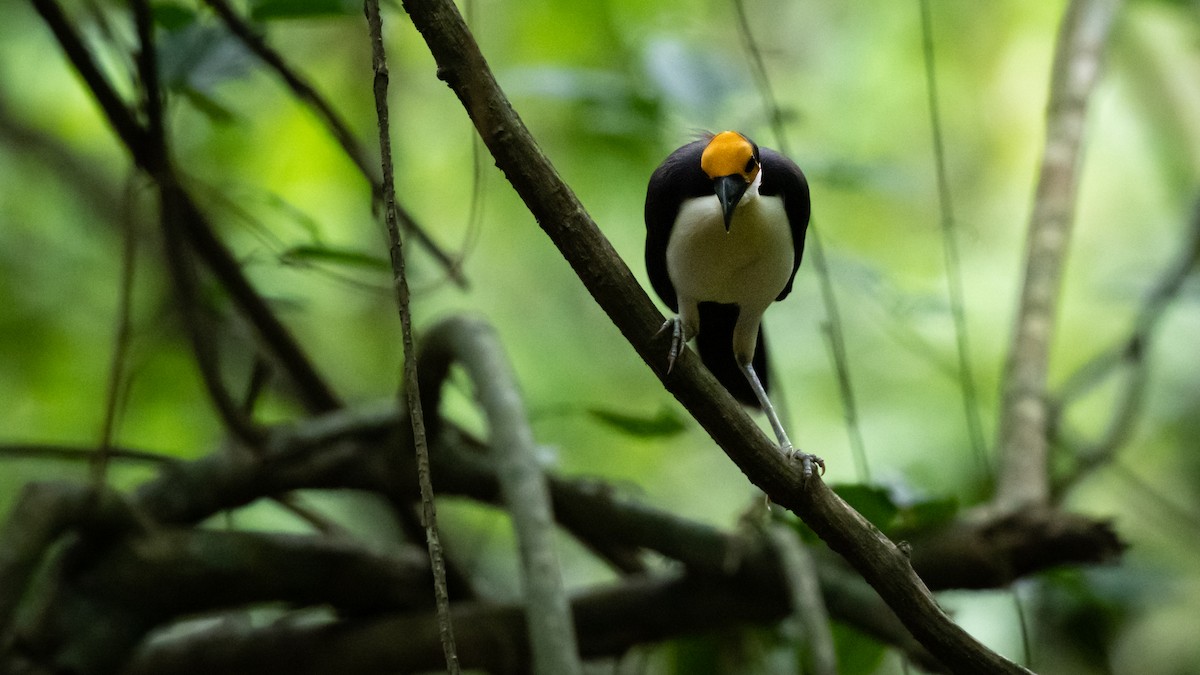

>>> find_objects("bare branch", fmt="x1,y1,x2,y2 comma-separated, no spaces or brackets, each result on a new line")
131,0,267,446
0,444,170,465
396,1,1030,671
421,317,581,674
123,573,790,675
2,391,1119,673
29,0,148,161
994,0,1124,512
14,526,430,674
907,507,1125,590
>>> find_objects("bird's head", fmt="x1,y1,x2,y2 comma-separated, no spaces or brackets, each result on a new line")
700,131,760,231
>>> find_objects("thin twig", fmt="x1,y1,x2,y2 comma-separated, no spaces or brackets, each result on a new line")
0,443,171,464
201,0,467,289
133,0,266,446
29,0,148,158
916,1,1038,648
1010,587,1034,669
731,0,870,482
93,178,140,488
992,0,1124,512
1051,193,1200,491
30,0,343,415
813,234,871,483
362,2,460,672
1110,460,1200,537
918,0,990,478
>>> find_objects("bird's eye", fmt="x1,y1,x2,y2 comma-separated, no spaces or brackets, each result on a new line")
744,157,757,173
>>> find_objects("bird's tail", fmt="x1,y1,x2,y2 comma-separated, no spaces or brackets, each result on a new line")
695,302,768,408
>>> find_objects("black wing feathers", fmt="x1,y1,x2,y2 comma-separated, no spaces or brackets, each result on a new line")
644,140,711,311
759,147,810,301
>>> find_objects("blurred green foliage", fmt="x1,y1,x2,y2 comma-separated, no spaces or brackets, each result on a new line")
1,0,1199,672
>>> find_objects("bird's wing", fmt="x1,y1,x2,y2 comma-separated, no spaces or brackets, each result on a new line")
760,147,811,301
644,140,711,312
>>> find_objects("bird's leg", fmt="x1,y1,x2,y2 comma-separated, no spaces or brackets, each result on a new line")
740,362,825,477
659,304,699,374
740,362,791,448
656,317,686,373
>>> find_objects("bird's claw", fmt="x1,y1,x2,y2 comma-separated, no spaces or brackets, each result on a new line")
657,317,684,373
782,443,825,479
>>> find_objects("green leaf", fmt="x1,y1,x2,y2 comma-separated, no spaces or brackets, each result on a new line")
586,405,687,438
892,495,959,536
829,623,888,675
153,3,196,31
177,87,237,124
279,245,391,272
665,635,725,675
832,484,899,531
158,24,254,95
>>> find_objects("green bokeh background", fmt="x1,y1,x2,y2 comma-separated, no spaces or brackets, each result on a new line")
1,0,1198,672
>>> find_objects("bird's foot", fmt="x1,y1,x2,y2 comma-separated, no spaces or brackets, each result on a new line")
656,317,685,373
782,443,825,479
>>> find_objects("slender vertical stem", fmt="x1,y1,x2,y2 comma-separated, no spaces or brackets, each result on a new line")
731,0,870,481
810,226,871,482
767,524,837,675
93,182,138,488
91,2,151,488
363,2,460,672
918,0,990,478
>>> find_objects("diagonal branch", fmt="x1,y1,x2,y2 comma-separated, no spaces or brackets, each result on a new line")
29,0,148,161
396,1,1029,671
200,0,467,289
993,0,1124,512
1050,192,1200,491
30,0,343,416
134,0,266,446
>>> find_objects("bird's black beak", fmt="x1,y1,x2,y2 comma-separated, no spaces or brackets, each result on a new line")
714,175,750,231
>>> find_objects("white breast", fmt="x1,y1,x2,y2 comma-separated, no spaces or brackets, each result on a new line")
665,192,794,313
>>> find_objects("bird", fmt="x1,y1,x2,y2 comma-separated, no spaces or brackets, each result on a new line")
644,130,822,474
